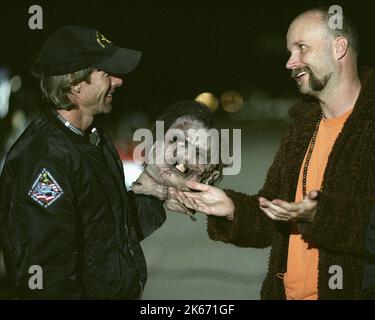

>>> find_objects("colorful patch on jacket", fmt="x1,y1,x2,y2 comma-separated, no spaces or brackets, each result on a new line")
28,168,63,208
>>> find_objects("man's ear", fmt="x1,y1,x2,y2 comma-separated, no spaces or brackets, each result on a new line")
334,37,349,60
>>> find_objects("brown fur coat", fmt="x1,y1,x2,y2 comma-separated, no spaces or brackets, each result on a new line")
207,67,375,300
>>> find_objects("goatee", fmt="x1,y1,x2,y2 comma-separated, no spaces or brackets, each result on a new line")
292,67,331,92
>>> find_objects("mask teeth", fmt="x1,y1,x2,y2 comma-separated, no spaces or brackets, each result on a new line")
175,163,186,173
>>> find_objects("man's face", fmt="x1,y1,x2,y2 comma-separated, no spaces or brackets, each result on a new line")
78,69,123,114
285,13,336,96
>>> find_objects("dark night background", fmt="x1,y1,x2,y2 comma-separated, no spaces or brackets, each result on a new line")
1,0,375,299
1,0,374,126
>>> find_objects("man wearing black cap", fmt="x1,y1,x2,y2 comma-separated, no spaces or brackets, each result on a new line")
0,26,166,299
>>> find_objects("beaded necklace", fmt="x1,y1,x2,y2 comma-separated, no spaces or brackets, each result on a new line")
302,113,323,198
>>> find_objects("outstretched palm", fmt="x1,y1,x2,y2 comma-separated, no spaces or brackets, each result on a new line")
169,180,234,220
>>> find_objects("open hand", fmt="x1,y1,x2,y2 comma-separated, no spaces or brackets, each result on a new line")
258,190,319,222
169,180,235,220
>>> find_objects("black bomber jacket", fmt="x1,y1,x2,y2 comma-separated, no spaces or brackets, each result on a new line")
0,107,166,299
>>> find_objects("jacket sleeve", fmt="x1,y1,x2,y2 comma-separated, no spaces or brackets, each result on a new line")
0,157,81,299
207,190,273,248
207,126,295,248
127,191,166,241
298,192,375,256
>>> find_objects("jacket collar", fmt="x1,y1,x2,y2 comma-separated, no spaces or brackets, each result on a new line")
42,106,101,146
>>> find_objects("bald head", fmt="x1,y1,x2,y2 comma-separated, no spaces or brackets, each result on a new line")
290,11,330,37
287,11,331,53
289,7,358,59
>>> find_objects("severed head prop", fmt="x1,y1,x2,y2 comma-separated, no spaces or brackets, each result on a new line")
132,95,222,217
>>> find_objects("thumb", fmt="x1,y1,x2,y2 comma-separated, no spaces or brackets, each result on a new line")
308,190,320,201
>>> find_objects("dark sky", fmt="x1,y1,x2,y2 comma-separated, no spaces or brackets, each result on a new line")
1,0,375,121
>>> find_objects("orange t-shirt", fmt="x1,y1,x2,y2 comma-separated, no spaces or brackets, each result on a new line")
283,108,353,300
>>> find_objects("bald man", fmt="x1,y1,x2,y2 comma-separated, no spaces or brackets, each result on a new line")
171,7,375,299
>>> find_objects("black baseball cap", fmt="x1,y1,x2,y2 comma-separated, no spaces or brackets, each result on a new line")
38,26,142,76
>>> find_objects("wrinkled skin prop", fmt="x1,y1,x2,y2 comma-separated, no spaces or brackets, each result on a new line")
132,102,222,217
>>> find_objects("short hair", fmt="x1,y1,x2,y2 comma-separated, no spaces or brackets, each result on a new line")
31,56,94,110
305,6,359,58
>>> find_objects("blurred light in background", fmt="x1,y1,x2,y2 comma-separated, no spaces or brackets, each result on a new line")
11,110,26,131
220,90,244,113
117,144,144,189
195,92,219,113
10,75,22,93
0,69,22,119
0,68,11,118
227,89,296,122
123,161,143,189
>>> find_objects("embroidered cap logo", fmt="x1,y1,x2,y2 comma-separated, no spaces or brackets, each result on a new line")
96,31,112,48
